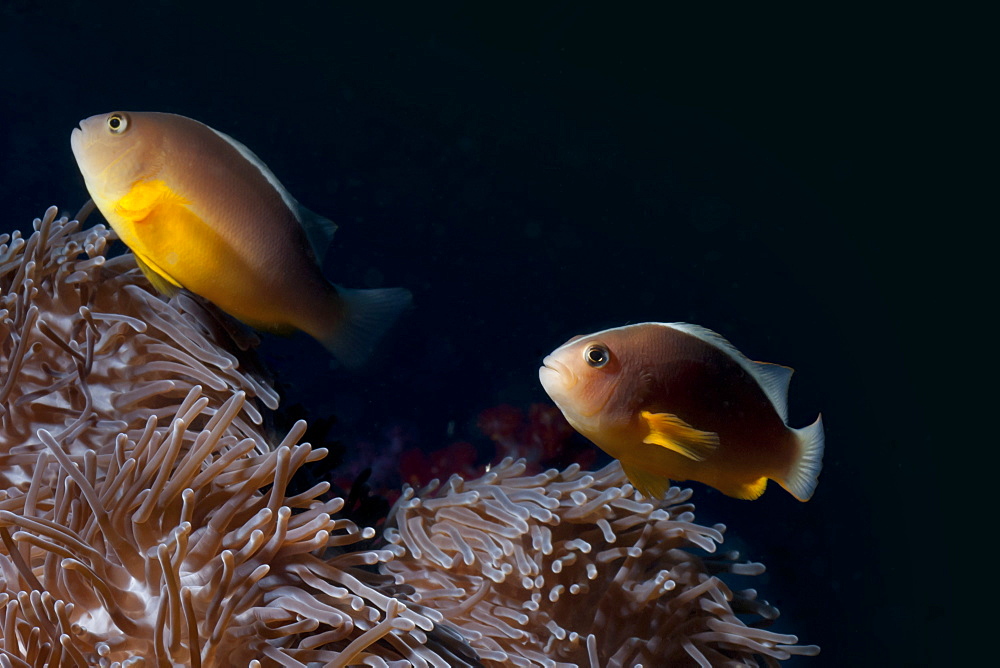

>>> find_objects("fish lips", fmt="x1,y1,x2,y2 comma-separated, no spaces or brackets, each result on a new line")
70,126,83,153
70,116,104,156
70,122,93,162
539,355,577,394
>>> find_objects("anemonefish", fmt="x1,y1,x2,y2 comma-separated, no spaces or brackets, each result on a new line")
539,322,824,501
71,111,411,368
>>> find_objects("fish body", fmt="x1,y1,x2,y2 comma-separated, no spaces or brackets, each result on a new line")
539,322,824,501
71,111,410,367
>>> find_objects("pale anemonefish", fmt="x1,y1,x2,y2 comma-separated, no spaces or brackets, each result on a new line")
71,111,411,368
539,322,824,501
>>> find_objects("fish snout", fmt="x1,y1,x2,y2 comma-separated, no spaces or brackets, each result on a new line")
70,124,89,158
71,116,102,151
539,355,577,392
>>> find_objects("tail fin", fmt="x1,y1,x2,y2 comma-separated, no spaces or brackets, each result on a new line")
778,414,825,501
321,285,413,369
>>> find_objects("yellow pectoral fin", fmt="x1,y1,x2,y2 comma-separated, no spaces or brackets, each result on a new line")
620,461,672,500
641,411,719,462
134,252,183,297
115,179,189,222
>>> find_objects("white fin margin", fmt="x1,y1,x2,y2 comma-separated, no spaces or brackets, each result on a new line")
211,127,337,264
751,361,793,422
662,322,794,423
783,414,824,501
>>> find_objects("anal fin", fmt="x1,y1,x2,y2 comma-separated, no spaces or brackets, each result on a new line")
621,461,672,500
641,411,719,461
732,476,769,500
134,252,182,297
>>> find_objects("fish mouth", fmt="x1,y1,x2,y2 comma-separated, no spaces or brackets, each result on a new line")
70,126,85,155
539,356,576,391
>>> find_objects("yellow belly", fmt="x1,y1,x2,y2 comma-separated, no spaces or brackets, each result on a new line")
104,179,282,329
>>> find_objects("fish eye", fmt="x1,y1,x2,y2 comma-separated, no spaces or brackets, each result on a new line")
585,344,610,368
107,113,129,134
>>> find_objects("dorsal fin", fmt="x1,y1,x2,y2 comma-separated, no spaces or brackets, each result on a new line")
751,361,793,421
294,205,338,266
210,128,337,265
662,322,794,423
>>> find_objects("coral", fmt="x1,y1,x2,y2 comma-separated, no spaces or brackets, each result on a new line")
381,458,820,667
477,404,595,474
400,441,480,491
338,402,592,504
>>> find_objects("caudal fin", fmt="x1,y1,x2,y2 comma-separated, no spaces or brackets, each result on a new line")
778,414,825,502
322,285,413,369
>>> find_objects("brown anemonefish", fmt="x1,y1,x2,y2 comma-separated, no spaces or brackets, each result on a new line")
539,322,824,501
71,111,411,368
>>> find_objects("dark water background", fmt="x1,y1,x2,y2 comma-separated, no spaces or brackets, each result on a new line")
1,2,945,665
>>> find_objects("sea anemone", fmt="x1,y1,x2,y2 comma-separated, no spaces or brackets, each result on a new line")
0,207,473,666
381,458,820,667
0,205,278,490
1,207,817,666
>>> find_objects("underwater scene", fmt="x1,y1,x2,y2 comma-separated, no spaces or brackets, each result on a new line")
1,3,943,667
